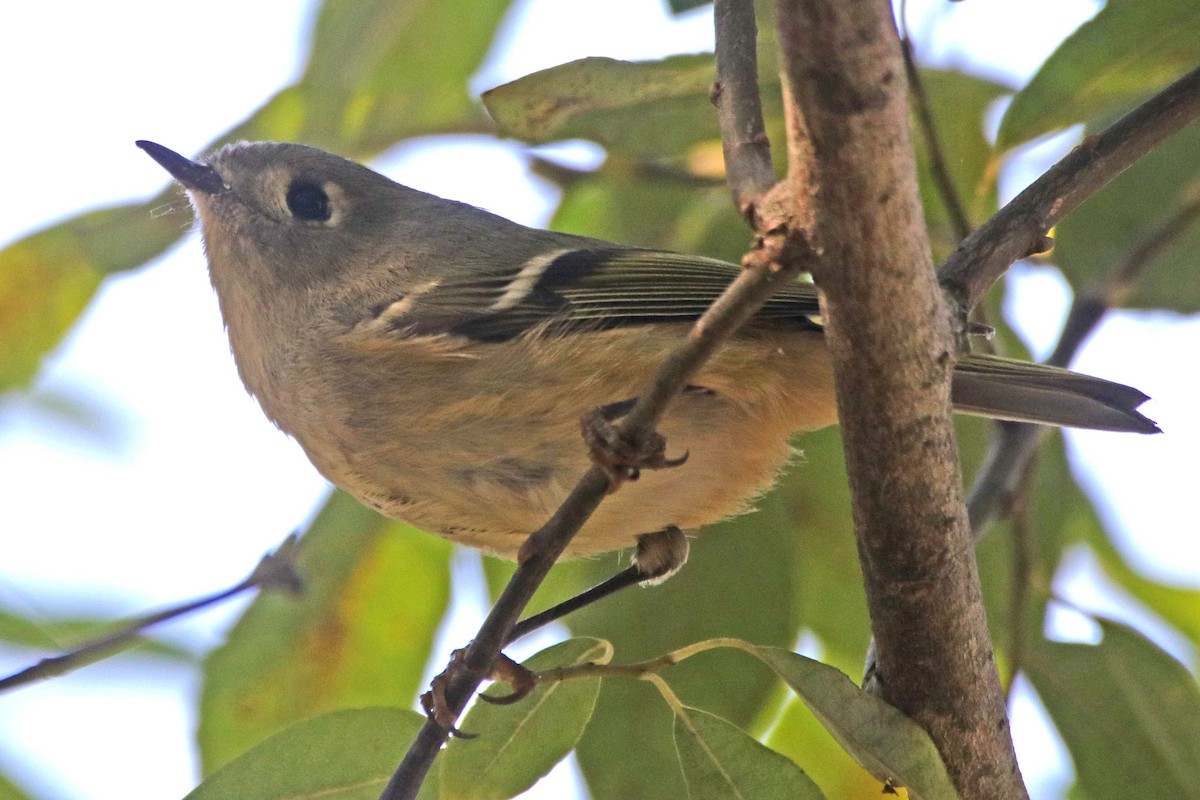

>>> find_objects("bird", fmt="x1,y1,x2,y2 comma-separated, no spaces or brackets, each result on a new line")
137,139,1158,585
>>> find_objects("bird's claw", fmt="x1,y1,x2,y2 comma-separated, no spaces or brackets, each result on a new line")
580,408,688,492
420,649,539,737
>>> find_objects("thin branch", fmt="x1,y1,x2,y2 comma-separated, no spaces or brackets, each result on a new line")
0,537,302,692
967,193,1200,536
1003,458,1035,705
1096,187,1200,308
712,0,777,222
939,63,1200,315
902,37,973,242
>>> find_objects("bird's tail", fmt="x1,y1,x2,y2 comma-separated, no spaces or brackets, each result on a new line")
951,354,1160,434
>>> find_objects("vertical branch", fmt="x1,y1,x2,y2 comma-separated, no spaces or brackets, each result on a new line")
713,0,778,222
773,2,1028,798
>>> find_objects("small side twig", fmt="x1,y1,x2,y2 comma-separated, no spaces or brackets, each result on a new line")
0,536,302,692
967,192,1200,537
712,0,777,222
939,63,1200,316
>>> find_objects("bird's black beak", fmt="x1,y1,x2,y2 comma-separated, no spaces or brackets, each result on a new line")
136,140,226,195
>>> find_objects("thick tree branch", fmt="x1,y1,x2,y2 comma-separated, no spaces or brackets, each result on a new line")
381,9,805,793
939,63,1200,316
774,2,1027,797
713,0,778,222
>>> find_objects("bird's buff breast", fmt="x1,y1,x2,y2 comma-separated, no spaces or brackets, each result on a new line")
291,327,836,561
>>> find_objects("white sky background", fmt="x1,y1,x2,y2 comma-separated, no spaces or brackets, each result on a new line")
1,1,1197,798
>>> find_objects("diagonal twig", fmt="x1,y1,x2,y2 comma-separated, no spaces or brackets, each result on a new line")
379,3,791,798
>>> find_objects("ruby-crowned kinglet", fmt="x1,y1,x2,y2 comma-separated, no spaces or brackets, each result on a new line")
138,140,1157,575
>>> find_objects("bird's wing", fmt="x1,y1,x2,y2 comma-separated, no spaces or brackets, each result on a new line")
372,247,822,342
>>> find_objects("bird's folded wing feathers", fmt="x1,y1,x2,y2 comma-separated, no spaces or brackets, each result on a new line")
382,247,822,342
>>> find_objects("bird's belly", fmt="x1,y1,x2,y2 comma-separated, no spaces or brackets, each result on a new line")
330,398,801,561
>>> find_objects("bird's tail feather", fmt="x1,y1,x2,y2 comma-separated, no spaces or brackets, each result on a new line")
951,354,1160,434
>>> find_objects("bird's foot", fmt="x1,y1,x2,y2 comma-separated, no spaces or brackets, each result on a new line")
421,649,538,736
580,405,688,492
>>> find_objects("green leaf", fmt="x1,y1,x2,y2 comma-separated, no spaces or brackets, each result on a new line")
1025,620,1200,799
667,0,711,13
569,491,809,800
198,492,451,773
772,428,870,667
441,638,609,800
673,706,825,799
1051,123,1200,312
0,770,33,800
253,0,507,152
484,55,718,157
998,0,1200,149
767,697,890,800
1087,529,1200,648
185,707,424,800
756,648,958,800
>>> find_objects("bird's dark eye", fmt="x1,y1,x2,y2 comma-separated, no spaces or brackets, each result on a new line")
285,180,332,222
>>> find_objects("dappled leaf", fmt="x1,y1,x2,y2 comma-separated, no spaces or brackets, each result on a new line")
1052,124,1200,312
757,648,957,800
441,638,609,800
185,707,424,800
674,705,824,799
1025,620,1200,799
0,195,188,392
198,492,451,773
998,0,1200,149
485,52,787,166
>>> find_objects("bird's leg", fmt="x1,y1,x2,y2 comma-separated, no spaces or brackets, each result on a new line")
505,526,689,645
